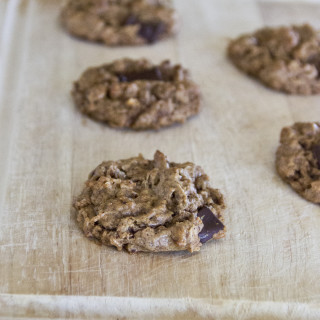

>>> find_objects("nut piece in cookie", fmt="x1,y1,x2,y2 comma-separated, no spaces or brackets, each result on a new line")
72,58,201,130
73,151,226,253
228,24,320,94
61,0,177,46
276,122,320,203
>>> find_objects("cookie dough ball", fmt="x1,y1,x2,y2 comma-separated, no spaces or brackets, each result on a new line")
61,0,177,45
228,24,320,94
72,58,201,130
276,122,320,203
74,151,226,253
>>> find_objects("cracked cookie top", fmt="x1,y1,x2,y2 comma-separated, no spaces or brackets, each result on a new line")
74,151,226,253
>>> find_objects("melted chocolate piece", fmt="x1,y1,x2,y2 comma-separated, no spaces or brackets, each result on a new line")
138,22,166,44
117,67,163,82
312,144,320,168
123,15,166,44
123,14,138,26
198,206,225,244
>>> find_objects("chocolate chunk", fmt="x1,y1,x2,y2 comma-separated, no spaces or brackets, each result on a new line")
312,144,320,168
138,22,166,44
117,67,163,82
198,207,225,244
123,15,166,43
123,14,138,26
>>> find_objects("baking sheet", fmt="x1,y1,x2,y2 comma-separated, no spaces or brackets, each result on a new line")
0,0,320,319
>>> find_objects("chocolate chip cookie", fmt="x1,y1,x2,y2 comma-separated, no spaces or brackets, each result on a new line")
276,122,320,203
61,0,177,46
228,24,320,94
72,58,201,130
74,151,226,253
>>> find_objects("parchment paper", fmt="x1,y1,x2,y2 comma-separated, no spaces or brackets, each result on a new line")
0,0,320,319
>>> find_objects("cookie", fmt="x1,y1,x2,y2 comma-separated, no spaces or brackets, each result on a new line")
228,24,320,94
276,122,320,203
61,0,176,46
73,151,226,253
72,58,201,130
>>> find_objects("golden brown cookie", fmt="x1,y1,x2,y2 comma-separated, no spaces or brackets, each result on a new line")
276,122,320,203
72,58,201,130
74,151,226,253
228,24,320,94
61,0,177,46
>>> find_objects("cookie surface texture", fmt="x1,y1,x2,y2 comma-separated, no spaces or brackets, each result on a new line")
61,0,176,45
228,24,320,94
276,122,320,203
74,151,226,253
72,58,201,130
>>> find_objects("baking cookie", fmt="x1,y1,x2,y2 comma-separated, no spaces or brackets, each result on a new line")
228,24,320,94
74,151,226,253
61,0,176,46
72,58,201,130
276,122,320,203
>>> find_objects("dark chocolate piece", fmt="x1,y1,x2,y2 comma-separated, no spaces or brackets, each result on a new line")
138,21,166,43
117,67,163,82
198,206,225,244
312,144,320,168
123,14,138,26
123,15,166,43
